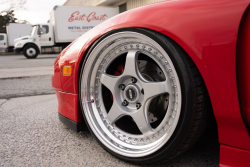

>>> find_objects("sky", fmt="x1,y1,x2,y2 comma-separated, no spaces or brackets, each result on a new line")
2,0,67,24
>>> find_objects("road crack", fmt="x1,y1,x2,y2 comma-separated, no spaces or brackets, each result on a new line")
0,99,9,109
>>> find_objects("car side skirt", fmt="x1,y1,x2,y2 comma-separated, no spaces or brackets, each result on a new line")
58,113,84,132
219,145,250,167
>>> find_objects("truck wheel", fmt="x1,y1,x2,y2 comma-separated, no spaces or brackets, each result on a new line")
79,28,209,165
23,44,38,59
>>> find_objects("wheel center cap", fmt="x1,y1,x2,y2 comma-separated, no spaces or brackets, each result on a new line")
124,84,140,103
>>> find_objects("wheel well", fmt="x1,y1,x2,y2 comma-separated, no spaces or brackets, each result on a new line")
77,27,216,131
23,43,40,53
236,5,250,135
150,28,216,130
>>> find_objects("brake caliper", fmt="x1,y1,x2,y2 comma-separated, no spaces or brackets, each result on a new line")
114,64,124,76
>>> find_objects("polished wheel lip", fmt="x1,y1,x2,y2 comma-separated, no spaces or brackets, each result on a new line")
81,31,182,157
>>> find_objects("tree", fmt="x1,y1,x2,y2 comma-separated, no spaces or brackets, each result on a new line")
0,0,26,14
0,0,26,33
0,10,17,33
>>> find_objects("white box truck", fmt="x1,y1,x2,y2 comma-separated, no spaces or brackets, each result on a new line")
0,23,32,52
14,6,119,58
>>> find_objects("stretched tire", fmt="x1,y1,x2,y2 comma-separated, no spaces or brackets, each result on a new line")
79,28,209,165
23,44,39,59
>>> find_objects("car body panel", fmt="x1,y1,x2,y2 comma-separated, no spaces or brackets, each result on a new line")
52,0,250,165
55,90,81,122
52,54,63,90
219,145,250,167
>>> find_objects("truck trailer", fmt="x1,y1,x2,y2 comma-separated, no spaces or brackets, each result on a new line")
0,23,32,52
14,6,119,58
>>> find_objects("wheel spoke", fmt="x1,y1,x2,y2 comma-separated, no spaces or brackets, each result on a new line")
100,73,119,93
107,101,125,124
131,108,153,135
142,81,169,100
122,50,139,77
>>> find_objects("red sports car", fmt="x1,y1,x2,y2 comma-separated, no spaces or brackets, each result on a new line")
52,0,250,166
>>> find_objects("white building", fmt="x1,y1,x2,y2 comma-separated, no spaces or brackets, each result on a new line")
63,0,168,13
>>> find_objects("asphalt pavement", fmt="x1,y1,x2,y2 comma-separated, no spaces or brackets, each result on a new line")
0,54,220,166
0,54,56,99
0,54,57,69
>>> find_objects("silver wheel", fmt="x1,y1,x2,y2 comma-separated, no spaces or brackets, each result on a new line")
26,47,36,57
81,31,182,157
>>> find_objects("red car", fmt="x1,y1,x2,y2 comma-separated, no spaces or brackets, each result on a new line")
52,0,250,166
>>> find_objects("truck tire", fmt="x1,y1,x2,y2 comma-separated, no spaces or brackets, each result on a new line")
23,44,39,59
79,28,209,165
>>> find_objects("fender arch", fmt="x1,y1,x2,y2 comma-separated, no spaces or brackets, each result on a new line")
23,43,40,53
59,0,250,150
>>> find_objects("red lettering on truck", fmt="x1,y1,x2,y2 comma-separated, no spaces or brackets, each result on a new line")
68,11,107,22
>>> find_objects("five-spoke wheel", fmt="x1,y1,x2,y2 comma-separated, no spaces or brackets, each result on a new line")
80,29,208,165
100,50,173,136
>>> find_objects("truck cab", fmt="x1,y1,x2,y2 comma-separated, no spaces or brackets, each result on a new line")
0,33,8,51
14,6,119,59
14,23,54,58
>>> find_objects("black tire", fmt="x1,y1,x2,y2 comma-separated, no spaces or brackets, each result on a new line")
79,28,209,165
23,44,39,59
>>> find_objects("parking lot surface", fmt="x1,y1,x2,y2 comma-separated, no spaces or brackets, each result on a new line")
0,54,58,69
0,54,219,166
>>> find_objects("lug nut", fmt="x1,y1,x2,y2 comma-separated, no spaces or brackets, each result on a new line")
119,84,125,90
131,77,137,83
122,100,129,106
136,103,141,109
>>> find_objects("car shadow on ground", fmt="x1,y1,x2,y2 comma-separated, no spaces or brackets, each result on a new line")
163,119,219,167
66,118,219,167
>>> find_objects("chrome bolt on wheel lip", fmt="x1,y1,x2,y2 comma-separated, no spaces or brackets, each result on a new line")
81,32,182,157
